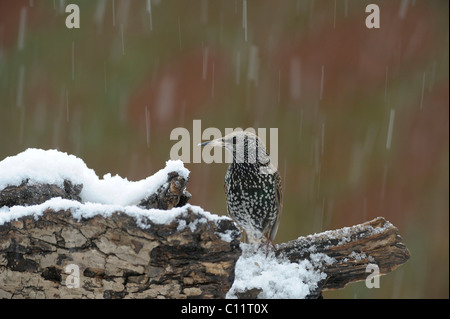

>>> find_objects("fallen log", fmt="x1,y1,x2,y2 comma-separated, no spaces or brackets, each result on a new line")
0,206,241,299
0,149,410,299
277,216,410,291
0,205,409,299
226,216,410,299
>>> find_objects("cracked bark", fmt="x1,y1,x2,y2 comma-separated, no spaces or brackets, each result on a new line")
0,208,241,299
233,217,411,299
277,217,410,292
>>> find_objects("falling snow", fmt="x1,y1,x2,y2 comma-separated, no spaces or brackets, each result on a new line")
0,0,447,299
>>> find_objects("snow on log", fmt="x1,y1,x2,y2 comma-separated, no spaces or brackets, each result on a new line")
277,217,410,291
0,149,240,298
0,149,410,299
0,148,191,209
226,217,410,299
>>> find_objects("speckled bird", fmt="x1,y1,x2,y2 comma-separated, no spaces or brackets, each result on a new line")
200,131,282,245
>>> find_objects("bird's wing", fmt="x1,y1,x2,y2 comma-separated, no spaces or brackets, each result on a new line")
224,176,233,217
268,170,283,242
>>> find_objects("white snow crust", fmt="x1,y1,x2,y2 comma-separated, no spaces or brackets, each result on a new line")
0,148,230,231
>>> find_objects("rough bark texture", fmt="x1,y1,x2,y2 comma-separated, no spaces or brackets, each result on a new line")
0,208,241,299
277,217,411,292
0,180,82,207
138,171,191,210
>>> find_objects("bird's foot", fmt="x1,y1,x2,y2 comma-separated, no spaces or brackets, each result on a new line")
260,235,277,257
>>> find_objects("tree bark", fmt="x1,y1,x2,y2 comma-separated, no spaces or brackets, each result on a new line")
277,217,410,292
228,217,410,299
0,208,241,299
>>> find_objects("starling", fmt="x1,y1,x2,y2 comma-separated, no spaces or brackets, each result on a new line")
200,131,282,245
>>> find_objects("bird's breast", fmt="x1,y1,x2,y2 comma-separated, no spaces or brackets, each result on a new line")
225,164,277,212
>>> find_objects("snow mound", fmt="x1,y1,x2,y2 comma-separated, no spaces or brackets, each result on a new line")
0,148,234,231
0,197,228,233
0,148,190,206
226,244,335,299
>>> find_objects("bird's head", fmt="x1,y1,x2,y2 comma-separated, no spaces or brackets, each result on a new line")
199,131,271,166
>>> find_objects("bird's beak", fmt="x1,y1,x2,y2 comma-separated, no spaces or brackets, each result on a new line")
198,138,223,147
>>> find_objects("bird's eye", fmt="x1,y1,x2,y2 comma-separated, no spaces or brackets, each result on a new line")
232,136,237,145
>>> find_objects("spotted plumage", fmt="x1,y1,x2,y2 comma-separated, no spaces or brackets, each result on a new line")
200,131,282,244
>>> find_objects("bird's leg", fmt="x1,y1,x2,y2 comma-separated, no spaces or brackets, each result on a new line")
263,235,277,257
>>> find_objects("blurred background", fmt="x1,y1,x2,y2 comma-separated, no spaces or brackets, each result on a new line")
0,0,448,298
